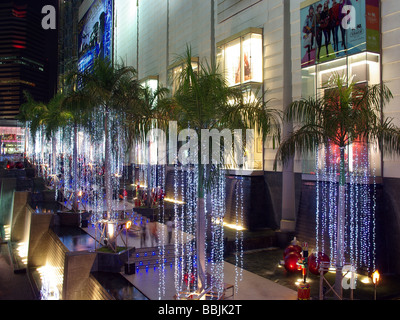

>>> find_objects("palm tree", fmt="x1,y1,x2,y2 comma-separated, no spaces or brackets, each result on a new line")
122,84,171,207
41,93,71,175
19,91,71,174
18,91,46,152
274,73,400,298
61,87,88,213
65,57,137,249
172,47,281,294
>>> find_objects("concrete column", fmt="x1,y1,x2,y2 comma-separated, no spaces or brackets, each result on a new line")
280,0,296,234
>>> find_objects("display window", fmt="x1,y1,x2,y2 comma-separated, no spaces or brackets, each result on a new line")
141,76,159,94
217,29,263,87
217,29,264,173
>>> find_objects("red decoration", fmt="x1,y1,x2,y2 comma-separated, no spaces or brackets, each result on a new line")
184,272,196,285
6,161,15,169
283,245,302,258
308,252,330,275
298,282,311,300
284,252,302,273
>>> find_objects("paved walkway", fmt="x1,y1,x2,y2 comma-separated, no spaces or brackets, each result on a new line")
0,242,35,300
122,261,298,300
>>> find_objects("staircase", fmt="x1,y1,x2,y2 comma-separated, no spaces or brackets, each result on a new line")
127,244,176,272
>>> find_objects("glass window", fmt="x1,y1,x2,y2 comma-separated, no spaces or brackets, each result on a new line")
302,65,316,99
141,76,159,94
224,38,241,87
218,30,263,87
217,30,264,173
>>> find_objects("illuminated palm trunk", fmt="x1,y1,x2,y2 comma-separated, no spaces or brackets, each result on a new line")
104,108,116,250
335,146,346,299
72,123,79,213
104,108,112,217
52,135,57,175
196,163,206,294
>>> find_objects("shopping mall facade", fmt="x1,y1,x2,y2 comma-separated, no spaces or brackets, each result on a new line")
72,0,400,273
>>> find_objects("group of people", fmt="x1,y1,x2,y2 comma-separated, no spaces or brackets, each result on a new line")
303,0,353,62
140,216,175,248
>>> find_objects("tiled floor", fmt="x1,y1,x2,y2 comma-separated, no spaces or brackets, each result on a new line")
121,261,298,300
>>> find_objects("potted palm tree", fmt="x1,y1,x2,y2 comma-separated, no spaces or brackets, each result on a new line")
274,73,400,298
171,47,281,295
64,57,137,250
19,91,72,186
121,83,171,210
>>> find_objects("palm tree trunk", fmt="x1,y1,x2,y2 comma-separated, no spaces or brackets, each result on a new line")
104,108,113,217
196,163,206,294
146,140,152,207
335,146,346,299
104,108,116,250
72,123,79,213
52,134,57,175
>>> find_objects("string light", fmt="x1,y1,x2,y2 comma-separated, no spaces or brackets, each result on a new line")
315,140,376,275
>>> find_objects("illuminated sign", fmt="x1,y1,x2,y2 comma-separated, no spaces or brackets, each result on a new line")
78,0,113,72
300,0,380,68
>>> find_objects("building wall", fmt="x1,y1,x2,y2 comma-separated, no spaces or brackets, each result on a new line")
137,0,168,82
381,0,400,178
114,0,137,68
136,0,213,85
58,0,83,90
81,0,400,178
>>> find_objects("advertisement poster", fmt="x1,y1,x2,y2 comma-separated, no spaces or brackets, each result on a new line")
78,0,113,72
300,0,379,68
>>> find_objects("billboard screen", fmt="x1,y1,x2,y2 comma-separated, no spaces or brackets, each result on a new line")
78,0,113,72
300,0,380,68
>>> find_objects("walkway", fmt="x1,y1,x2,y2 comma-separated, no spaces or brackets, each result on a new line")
121,261,298,300
0,242,35,300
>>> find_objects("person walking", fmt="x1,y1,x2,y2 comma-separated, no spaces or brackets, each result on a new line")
149,218,158,247
140,220,147,248
166,216,174,244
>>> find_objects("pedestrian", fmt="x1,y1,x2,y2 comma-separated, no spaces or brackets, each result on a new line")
166,216,174,244
149,218,158,247
140,220,147,248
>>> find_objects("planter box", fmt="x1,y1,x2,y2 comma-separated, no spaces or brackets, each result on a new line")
91,247,136,273
124,262,135,275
